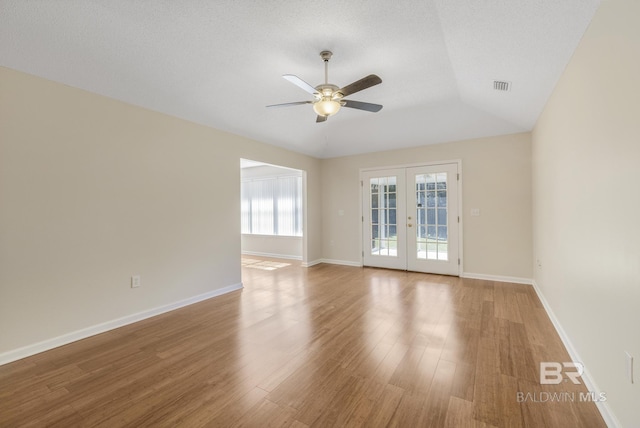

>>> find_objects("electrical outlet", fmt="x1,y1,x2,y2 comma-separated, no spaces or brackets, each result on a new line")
131,275,141,288
626,352,634,383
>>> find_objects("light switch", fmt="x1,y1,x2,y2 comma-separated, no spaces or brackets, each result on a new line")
471,208,480,217
338,209,344,216
131,275,141,288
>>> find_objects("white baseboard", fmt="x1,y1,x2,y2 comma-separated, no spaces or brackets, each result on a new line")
531,280,620,428
306,263,534,272
0,283,243,366
241,251,302,261
320,258,363,267
301,259,323,267
301,259,363,268
461,272,533,285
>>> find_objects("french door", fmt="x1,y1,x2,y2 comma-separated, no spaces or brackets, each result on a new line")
362,163,460,275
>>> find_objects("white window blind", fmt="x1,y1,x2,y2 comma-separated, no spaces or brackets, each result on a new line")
241,175,302,236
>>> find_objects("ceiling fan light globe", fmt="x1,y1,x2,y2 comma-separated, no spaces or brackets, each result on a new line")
313,99,341,117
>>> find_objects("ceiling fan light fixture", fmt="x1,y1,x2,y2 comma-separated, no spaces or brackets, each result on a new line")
313,98,341,117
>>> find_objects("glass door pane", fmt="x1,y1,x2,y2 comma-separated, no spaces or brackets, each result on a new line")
369,176,398,257
362,169,406,270
414,172,448,261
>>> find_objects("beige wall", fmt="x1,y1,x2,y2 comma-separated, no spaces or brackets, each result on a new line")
532,0,640,425
0,67,321,355
321,133,532,279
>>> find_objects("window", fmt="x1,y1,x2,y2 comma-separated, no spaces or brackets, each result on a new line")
241,175,302,236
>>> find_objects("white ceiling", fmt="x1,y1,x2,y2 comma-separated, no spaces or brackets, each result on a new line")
0,0,601,158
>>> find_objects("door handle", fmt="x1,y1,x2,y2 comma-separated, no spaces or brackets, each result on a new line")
408,224,413,227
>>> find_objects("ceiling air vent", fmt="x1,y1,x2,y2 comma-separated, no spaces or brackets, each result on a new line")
493,80,511,91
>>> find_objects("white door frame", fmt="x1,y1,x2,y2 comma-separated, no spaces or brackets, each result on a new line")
359,159,464,274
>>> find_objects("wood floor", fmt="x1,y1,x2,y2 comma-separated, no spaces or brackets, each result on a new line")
1,258,606,427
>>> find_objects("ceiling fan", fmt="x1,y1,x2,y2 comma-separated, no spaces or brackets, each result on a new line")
267,51,383,123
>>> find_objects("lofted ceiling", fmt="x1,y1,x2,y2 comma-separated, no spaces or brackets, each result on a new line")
0,0,601,158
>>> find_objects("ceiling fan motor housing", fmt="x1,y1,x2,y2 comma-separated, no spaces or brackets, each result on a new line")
315,84,342,99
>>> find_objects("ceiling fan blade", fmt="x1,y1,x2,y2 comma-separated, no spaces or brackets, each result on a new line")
316,115,328,123
266,101,313,108
338,74,382,97
283,75,318,95
342,100,383,112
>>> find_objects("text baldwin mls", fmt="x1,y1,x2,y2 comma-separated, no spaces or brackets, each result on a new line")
517,391,607,403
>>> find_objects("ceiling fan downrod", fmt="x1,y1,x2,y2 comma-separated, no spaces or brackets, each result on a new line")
320,50,332,85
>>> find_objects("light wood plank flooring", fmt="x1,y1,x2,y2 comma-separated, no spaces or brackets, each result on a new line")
0,258,606,427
